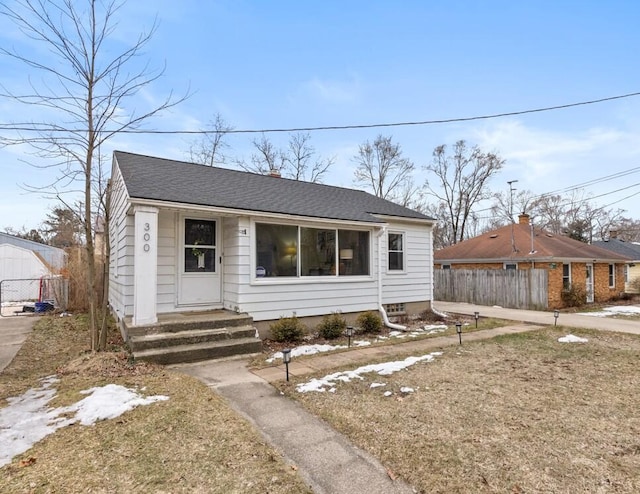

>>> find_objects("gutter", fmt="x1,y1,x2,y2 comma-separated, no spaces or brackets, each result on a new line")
376,226,406,331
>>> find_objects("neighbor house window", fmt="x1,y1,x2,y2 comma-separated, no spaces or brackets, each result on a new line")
388,232,404,271
624,264,629,283
442,264,451,270
184,219,216,272
609,264,615,288
255,222,369,278
562,263,571,290
504,263,517,270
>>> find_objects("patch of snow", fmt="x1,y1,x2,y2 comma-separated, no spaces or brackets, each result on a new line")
370,382,386,388
558,334,589,343
296,352,442,393
0,377,168,467
266,343,347,363
578,305,640,318
383,391,393,397
400,387,414,393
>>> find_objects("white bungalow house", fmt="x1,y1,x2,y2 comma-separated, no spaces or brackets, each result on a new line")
108,151,434,363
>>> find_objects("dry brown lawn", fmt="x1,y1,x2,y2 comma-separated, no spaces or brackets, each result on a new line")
284,326,640,493
0,315,311,494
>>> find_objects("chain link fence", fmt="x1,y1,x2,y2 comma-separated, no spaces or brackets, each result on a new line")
0,277,69,317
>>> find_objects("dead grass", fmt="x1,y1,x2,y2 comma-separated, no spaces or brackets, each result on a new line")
283,326,640,493
0,315,312,494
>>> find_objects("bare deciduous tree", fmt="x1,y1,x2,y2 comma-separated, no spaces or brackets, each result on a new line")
285,132,333,183
353,135,415,202
237,132,333,182
425,140,504,245
187,113,233,166
0,0,185,350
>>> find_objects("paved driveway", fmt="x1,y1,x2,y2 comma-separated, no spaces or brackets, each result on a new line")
0,314,36,372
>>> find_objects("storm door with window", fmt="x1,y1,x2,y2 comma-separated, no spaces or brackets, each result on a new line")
178,218,221,305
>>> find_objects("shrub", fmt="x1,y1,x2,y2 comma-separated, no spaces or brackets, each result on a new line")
317,312,347,339
561,283,586,308
357,311,383,334
269,315,306,342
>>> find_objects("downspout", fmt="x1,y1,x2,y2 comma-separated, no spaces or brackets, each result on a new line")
377,225,406,331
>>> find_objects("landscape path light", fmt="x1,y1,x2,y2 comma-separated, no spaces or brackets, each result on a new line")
282,348,292,382
554,310,560,326
474,311,480,328
346,325,354,348
456,321,462,345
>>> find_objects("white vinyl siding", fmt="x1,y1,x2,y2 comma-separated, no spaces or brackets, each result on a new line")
381,221,432,306
156,211,177,314
108,163,134,320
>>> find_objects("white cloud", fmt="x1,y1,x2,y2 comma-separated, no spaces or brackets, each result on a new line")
295,75,362,105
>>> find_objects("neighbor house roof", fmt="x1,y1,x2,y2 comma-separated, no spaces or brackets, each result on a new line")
434,217,630,263
592,238,640,261
114,151,433,224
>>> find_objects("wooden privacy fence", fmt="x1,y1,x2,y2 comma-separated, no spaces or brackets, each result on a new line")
434,269,548,310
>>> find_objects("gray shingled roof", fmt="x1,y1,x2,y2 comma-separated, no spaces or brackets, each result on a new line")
114,151,433,223
592,238,640,260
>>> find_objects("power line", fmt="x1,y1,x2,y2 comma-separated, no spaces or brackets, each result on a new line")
1,91,640,135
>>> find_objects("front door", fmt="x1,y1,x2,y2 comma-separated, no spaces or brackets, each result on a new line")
178,217,221,306
585,263,594,303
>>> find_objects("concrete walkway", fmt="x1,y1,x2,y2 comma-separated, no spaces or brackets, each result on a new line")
0,314,36,373
433,300,640,335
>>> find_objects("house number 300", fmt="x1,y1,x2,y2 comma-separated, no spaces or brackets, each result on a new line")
143,222,151,252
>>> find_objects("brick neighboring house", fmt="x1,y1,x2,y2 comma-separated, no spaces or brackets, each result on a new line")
434,214,630,309
593,232,640,294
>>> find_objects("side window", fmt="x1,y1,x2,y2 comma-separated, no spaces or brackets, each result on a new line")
608,264,615,288
562,263,571,290
504,263,517,270
388,232,404,271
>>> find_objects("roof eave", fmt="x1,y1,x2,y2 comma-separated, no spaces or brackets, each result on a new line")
128,197,387,228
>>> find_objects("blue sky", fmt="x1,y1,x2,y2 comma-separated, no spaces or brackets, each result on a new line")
1,0,640,231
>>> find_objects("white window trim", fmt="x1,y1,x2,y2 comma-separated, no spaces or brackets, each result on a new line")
609,263,615,288
250,218,374,284
503,262,518,270
562,263,572,290
387,231,406,273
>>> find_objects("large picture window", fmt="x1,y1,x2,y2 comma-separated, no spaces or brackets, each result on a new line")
255,222,369,278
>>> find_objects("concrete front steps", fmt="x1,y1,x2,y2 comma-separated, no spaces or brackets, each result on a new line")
124,311,262,365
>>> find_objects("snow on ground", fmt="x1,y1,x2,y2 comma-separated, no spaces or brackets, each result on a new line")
296,352,442,393
577,305,640,317
558,334,589,343
266,324,448,362
0,376,168,467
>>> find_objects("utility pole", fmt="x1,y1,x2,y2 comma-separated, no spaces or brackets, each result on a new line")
507,180,518,253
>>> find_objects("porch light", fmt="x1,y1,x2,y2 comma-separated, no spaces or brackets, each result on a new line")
553,310,559,326
282,349,292,382
456,321,462,345
474,311,480,328
346,325,354,348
